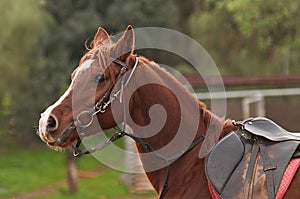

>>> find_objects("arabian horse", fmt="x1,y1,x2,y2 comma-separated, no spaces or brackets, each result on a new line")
38,26,300,198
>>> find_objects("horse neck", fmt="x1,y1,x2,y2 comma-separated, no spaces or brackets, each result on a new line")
127,57,220,153
125,57,238,196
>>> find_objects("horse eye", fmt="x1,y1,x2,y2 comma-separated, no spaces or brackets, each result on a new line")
93,74,106,84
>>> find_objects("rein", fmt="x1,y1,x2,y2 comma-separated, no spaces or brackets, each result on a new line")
58,56,206,199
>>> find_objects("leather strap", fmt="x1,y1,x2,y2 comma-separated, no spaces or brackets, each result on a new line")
123,131,205,199
259,140,276,199
244,138,259,198
112,58,129,69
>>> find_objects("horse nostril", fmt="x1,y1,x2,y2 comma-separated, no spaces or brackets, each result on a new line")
47,115,58,132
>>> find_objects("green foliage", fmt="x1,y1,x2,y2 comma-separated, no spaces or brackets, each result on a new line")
106,0,179,31
0,0,49,140
221,0,300,52
189,0,300,76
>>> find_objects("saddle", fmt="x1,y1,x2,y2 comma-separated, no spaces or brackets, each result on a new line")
206,117,300,199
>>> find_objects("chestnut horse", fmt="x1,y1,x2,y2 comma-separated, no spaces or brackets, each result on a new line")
38,26,300,198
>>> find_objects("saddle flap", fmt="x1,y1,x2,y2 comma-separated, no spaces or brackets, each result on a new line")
206,132,245,194
206,129,299,199
244,117,300,141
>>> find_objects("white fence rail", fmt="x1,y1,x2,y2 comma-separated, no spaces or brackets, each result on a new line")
196,87,300,100
196,87,300,118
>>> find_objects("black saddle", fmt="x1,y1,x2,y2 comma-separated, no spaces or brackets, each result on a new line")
206,117,300,199
243,117,300,141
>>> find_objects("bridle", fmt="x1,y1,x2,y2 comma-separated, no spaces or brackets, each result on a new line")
55,56,206,199
55,56,139,148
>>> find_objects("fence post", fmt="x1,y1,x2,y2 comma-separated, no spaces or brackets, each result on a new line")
122,125,154,192
66,152,78,194
242,94,265,119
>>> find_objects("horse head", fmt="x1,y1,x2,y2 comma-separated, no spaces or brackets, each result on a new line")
38,26,136,149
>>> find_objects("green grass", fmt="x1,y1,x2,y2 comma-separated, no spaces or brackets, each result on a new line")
0,147,65,198
0,146,155,199
38,169,155,199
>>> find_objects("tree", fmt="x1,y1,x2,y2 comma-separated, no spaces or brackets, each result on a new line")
0,0,48,141
105,0,179,31
189,0,300,76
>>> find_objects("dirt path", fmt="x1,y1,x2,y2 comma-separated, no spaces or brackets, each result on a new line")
11,168,156,199
11,181,66,199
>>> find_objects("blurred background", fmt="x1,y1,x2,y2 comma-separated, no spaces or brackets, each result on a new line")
1,0,300,198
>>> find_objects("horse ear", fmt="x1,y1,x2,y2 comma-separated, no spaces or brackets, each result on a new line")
112,25,135,61
93,27,110,46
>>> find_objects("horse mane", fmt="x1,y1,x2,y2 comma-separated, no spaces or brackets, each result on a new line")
137,56,238,140
136,56,208,108
81,40,113,69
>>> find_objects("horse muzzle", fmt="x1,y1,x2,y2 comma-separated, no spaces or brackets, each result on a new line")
38,112,78,148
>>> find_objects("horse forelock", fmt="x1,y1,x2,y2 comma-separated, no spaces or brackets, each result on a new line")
79,37,137,83
80,41,114,71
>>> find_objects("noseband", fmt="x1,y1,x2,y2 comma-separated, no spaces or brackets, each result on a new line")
56,56,206,199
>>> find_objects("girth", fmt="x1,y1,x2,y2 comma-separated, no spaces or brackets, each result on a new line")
206,117,300,199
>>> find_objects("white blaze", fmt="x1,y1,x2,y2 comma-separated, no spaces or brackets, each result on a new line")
80,59,94,71
38,59,94,141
